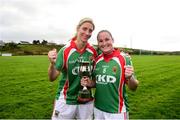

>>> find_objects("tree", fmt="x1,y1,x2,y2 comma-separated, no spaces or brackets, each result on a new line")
41,40,48,45
4,42,18,50
33,40,40,45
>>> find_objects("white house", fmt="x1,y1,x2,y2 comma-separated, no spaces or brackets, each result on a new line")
20,41,30,44
0,40,5,46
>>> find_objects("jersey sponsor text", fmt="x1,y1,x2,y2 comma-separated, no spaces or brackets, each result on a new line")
96,75,116,84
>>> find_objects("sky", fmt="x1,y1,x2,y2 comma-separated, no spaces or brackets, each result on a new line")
0,0,180,51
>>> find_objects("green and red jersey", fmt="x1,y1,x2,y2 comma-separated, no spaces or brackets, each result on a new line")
55,37,97,104
93,49,133,113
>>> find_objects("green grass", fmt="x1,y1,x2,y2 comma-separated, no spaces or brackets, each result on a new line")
0,55,180,119
129,55,180,119
0,56,58,119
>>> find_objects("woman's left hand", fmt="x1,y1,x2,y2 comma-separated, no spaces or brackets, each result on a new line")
125,65,134,79
81,76,90,87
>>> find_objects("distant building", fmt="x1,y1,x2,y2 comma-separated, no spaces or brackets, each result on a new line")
2,53,12,56
20,41,30,44
0,40,5,46
47,42,56,45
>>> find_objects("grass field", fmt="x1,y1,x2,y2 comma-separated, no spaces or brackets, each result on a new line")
0,55,180,119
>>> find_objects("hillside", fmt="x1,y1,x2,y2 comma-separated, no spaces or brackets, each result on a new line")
0,44,64,55
0,44,180,55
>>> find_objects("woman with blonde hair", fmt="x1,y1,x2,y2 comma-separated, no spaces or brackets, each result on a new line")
48,18,97,120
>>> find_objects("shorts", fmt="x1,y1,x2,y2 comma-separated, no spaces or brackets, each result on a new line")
94,107,129,120
51,98,94,120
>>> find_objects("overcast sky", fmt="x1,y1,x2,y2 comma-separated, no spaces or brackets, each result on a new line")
0,0,180,51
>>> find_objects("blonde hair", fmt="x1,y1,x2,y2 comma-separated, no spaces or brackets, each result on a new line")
77,17,95,30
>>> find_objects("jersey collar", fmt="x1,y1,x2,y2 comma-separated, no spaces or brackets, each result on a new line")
70,36,89,54
103,48,120,62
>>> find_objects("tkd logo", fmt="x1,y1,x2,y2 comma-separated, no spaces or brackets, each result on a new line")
96,75,116,84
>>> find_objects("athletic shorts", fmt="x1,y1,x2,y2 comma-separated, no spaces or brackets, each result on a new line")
94,107,129,120
51,98,94,120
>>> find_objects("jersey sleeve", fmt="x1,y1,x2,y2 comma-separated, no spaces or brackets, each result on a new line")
55,47,65,71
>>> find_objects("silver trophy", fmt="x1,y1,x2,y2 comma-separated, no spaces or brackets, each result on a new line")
77,58,93,103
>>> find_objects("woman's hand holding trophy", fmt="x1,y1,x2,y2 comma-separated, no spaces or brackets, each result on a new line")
77,59,94,103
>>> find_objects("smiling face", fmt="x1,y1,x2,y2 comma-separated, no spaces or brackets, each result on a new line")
97,31,114,54
76,22,94,43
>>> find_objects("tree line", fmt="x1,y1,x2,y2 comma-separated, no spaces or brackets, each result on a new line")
32,40,48,45
1,42,180,55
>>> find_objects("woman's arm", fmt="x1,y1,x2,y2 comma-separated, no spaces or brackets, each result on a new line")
48,49,60,82
48,63,60,82
127,75,139,91
125,65,139,91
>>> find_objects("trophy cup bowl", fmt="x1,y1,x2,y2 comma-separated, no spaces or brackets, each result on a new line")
77,61,93,103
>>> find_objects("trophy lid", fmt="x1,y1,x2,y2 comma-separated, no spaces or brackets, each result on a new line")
81,60,90,65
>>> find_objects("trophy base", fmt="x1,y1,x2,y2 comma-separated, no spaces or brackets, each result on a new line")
77,89,93,104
